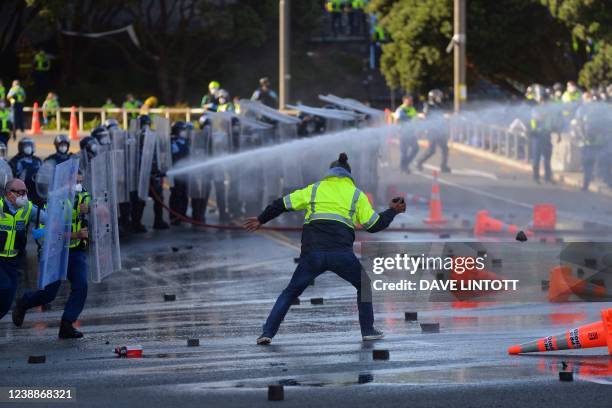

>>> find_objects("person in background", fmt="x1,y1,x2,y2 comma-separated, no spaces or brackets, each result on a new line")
201,81,221,112
350,0,367,36
44,134,73,166
216,89,234,112
32,49,51,95
528,86,558,184
251,77,278,109
7,80,26,134
122,94,140,120
393,94,419,174
0,99,13,147
0,80,5,101
102,98,116,110
41,92,59,126
416,89,451,173
233,96,242,114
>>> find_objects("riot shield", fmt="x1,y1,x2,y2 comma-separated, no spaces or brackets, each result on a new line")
126,130,140,194
153,116,172,174
0,159,13,195
35,160,56,200
109,127,129,203
188,126,211,199
38,158,80,289
89,150,122,283
318,94,385,125
137,128,156,200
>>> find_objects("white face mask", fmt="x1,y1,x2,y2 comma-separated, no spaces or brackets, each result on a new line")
58,144,68,154
14,195,29,208
23,146,33,155
75,183,83,193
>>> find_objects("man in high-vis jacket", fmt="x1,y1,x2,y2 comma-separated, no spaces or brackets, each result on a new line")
244,153,406,345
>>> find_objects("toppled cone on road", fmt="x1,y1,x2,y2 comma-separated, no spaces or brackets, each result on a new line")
28,355,46,364
404,312,418,321
420,323,440,333
372,349,389,360
164,294,176,302
508,308,612,355
475,210,530,237
268,384,284,401
548,266,607,302
310,298,324,305
114,345,143,358
187,339,200,347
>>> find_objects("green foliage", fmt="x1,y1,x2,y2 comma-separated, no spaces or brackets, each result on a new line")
579,43,612,88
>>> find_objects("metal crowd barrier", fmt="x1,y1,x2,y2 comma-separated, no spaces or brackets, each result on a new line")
449,117,530,164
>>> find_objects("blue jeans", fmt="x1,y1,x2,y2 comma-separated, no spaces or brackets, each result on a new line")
0,257,22,320
21,250,88,323
262,251,374,337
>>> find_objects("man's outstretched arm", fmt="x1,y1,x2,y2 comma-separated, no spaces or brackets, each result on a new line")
243,185,312,232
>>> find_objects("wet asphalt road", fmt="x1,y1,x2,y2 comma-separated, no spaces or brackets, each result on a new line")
1,146,612,407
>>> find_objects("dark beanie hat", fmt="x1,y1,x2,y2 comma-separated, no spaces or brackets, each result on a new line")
329,152,351,173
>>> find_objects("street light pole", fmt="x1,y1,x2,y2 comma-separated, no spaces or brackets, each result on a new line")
453,0,466,112
279,0,290,109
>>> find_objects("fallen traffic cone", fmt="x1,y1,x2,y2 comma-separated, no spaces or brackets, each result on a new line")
474,210,531,236
547,266,607,302
508,308,612,355
424,171,447,225
69,106,79,141
533,203,556,230
29,102,42,135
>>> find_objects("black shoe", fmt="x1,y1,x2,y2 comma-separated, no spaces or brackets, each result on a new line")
440,166,451,173
58,320,83,339
132,224,147,233
12,299,27,327
153,221,170,230
416,162,424,171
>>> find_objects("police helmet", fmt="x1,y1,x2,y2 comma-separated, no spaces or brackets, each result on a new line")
53,134,70,153
18,137,35,155
139,114,152,129
427,89,443,104
209,81,220,91
91,126,111,145
79,136,99,156
552,82,564,93
104,118,120,130
216,89,230,100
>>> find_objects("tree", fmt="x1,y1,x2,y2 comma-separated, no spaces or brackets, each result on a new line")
368,0,579,95
542,0,612,88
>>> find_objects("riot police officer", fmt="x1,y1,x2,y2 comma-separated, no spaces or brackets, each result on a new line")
169,121,190,225
9,138,44,206
44,134,73,166
528,86,559,184
131,114,169,231
416,89,450,173
91,125,112,147
190,116,211,223
104,118,121,130
0,99,13,146
12,170,91,339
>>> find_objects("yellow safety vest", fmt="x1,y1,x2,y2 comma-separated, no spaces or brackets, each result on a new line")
70,192,90,248
8,86,26,104
34,52,50,71
0,86,5,101
0,109,10,132
0,198,33,257
283,173,379,229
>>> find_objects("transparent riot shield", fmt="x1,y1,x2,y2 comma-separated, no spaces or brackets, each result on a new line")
0,159,13,196
188,126,211,199
126,130,140,194
137,128,156,200
38,158,80,289
89,150,121,283
35,160,55,200
153,116,172,174
287,104,356,134
109,128,128,202
209,113,231,183
318,94,385,126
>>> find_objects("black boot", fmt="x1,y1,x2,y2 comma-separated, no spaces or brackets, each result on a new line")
12,298,27,327
58,320,83,339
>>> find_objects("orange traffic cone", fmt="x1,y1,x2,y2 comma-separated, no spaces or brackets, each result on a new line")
508,308,612,355
533,203,556,230
29,102,42,135
547,266,607,302
473,210,530,236
69,106,79,141
424,171,447,225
